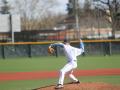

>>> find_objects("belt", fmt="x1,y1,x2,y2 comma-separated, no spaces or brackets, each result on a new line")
68,60,77,62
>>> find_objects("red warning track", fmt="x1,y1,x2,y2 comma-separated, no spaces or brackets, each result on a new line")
0,68,120,81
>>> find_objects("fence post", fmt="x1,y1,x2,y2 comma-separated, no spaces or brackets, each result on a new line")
109,42,112,55
1,45,5,59
28,44,32,58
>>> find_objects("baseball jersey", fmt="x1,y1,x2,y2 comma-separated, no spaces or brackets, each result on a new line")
51,42,84,62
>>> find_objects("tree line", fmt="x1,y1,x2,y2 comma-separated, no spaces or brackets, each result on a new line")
0,0,120,38
67,0,120,38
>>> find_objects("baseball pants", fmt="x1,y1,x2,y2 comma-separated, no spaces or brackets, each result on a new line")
58,61,78,85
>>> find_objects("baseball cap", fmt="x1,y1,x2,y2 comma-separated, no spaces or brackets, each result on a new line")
63,38,70,43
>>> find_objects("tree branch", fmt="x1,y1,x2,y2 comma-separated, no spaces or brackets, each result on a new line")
105,17,112,23
98,8,111,17
99,0,108,5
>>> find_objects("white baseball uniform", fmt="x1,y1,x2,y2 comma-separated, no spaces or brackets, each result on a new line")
51,40,84,85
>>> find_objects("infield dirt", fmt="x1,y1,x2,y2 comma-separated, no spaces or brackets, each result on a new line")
35,82,120,90
0,69,120,90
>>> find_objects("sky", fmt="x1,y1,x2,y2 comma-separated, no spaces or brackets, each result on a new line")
0,0,85,14
0,0,69,14
56,0,85,14
57,0,68,13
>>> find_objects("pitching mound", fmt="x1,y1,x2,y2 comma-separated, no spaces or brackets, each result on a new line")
34,82,120,90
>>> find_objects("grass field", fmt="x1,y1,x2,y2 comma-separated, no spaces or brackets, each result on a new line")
0,55,120,90
0,55,120,72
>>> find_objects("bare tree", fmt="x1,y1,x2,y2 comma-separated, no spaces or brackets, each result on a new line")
0,0,11,14
11,0,59,30
93,0,120,38
84,0,92,15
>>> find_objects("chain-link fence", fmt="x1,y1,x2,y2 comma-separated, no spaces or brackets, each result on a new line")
0,40,120,59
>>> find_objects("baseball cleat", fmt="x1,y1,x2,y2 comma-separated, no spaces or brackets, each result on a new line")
74,80,80,84
55,84,63,89
69,80,80,84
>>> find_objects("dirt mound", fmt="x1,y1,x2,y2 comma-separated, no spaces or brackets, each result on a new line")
34,82,120,90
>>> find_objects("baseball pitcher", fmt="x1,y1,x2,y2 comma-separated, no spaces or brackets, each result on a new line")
48,39,84,89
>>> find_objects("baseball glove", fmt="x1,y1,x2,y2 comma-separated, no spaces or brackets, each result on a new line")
48,46,55,54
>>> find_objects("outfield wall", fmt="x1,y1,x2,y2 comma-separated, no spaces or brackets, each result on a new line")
0,40,120,59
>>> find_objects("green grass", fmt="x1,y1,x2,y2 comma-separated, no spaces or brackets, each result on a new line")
78,76,120,84
0,55,120,90
0,56,65,72
77,55,120,70
0,79,57,90
0,55,120,72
